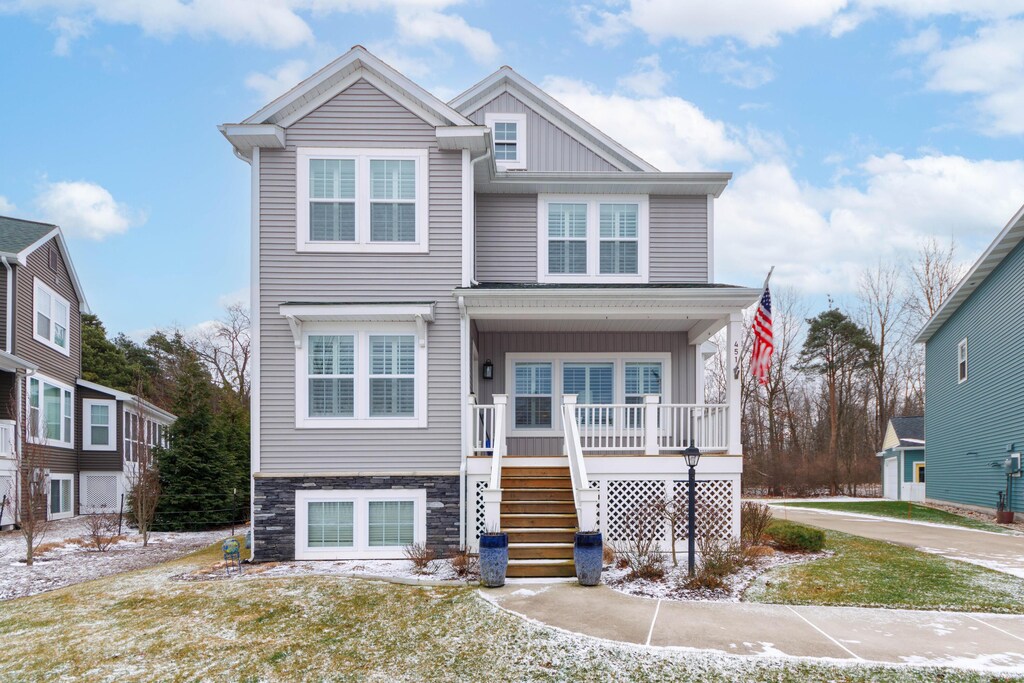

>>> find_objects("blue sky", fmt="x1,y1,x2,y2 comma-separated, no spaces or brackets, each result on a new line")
1,1,1023,337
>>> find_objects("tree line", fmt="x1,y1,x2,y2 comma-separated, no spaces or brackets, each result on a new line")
707,239,963,496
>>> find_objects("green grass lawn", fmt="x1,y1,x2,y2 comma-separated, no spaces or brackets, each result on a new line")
780,500,1010,533
0,540,997,682
746,526,1024,612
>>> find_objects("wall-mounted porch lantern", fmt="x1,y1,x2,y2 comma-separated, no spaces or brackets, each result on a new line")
482,359,494,381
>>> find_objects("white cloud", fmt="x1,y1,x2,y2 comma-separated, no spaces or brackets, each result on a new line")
616,55,670,97
542,76,753,171
34,180,144,240
916,19,1024,135
701,44,775,89
245,59,310,102
716,154,1024,292
571,4,634,46
896,26,941,55
0,196,15,214
50,14,90,55
394,9,499,64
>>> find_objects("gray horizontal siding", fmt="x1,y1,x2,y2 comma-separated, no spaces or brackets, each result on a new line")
649,195,708,284
467,91,620,173
475,330,694,456
259,79,463,474
475,194,537,282
925,239,1024,511
77,386,123,471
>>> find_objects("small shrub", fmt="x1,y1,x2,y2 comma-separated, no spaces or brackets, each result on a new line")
683,533,742,590
85,513,120,552
767,520,825,552
744,544,775,559
602,543,616,566
447,546,478,578
740,502,773,547
614,501,666,581
403,543,436,573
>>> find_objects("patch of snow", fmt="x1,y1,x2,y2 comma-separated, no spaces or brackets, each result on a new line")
178,556,478,586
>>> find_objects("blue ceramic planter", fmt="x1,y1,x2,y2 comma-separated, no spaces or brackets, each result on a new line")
479,532,508,587
574,531,603,586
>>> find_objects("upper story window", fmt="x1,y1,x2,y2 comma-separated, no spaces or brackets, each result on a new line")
34,278,70,355
296,148,428,254
537,195,649,283
28,374,73,448
485,113,527,170
958,337,968,383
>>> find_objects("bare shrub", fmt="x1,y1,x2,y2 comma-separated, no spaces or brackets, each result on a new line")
613,502,665,581
740,501,773,548
404,542,436,573
602,543,616,566
447,546,478,578
84,513,121,551
683,533,742,590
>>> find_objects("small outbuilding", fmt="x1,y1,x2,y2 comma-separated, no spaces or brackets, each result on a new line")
878,416,925,501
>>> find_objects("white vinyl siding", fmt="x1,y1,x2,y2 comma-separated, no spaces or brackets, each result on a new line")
958,337,968,383
296,323,427,429
33,278,70,354
295,489,427,559
48,473,73,520
537,195,649,283
83,399,116,451
296,148,428,253
28,375,73,448
484,112,527,170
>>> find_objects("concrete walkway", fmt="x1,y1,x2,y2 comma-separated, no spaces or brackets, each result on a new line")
770,505,1024,578
483,582,1024,670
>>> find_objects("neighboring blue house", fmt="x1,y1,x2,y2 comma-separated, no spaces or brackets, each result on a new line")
878,416,925,502
916,204,1024,514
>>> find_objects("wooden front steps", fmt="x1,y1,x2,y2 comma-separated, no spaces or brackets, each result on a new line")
500,464,578,579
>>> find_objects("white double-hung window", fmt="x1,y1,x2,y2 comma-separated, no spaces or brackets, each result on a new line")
34,278,70,354
28,375,73,447
484,113,527,170
297,148,428,253
538,195,648,283
83,399,116,450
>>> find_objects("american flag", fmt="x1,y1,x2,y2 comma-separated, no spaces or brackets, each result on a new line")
751,282,773,385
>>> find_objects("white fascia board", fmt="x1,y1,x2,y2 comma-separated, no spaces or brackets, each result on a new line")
436,126,490,152
455,286,760,304
278,302,435,323
915,202,1024,344
76,378,176,423
18,229,91,314
0,350,37,373
479,171,732,197
218,124,286,157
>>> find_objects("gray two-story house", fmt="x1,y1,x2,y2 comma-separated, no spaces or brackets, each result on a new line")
223,47,758,576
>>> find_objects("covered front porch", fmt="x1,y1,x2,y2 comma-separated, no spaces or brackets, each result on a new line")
456,284,759,563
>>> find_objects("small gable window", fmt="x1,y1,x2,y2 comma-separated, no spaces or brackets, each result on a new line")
485,113,527,170
958,338,968,383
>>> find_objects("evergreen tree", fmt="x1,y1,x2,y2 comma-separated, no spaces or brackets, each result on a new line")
154,350,234,530
212,386,251,523
81,314,136,392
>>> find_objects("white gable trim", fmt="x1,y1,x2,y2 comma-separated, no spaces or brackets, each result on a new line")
8,229,91,315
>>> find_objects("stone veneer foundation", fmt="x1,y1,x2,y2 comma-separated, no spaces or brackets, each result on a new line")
252,475,461,561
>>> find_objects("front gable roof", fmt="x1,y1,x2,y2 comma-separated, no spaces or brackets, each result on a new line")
916,203,1024,344
882,416,924,451
0,216,90,314
449,67,658,173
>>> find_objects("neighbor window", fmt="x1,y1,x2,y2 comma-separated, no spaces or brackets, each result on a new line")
298,326,426,428
49,473,73,520
958,338,968,383
297,148,428,252
485,113,527,169
538,196,648,282
34,279,70,353
28,376,72,447
84,399,116,450
124,410,139,461
514,362,553,429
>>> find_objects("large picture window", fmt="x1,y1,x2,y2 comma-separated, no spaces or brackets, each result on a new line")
27,375,73,447
295,489,426,560
33,279,70,354
538,196,648,283
297,148,428,253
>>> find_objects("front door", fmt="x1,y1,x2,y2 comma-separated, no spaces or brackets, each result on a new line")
883,457,898,499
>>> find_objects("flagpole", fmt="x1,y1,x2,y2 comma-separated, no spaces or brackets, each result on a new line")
762,266,775,291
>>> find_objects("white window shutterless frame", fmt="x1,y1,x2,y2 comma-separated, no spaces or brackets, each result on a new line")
83,399,116,451
537,195,649,283
295,322,427,429
294,488,427,560
48,472,74,520
484,112,527,170
296,148,429,253
33,278,70,355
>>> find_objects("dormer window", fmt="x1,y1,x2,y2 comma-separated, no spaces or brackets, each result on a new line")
485,113,527,170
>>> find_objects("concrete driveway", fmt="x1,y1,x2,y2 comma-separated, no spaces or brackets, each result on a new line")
770,505,1024,578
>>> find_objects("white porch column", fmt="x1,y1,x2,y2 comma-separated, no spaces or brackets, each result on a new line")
643,395,659,455
726,312,743,456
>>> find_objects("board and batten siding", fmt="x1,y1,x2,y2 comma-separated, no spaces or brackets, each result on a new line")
475,330,695,456
467,91,620,173
925,238,1024,511
12,237,82,474
258,78,464,474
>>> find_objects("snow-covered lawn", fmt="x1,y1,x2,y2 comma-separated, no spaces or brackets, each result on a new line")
0,517,229,600
176,556,478,585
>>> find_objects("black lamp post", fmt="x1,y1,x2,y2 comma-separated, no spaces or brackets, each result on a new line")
683,440,702,577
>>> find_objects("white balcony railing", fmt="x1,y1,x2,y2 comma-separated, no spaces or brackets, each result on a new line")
574,400,730,454
0,420,14,457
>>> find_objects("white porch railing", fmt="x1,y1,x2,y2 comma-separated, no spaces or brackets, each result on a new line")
0,420,14,457
469,398,497,454
562,396,599,531
574,399,730,454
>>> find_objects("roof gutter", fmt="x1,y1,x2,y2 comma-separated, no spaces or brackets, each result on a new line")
1,256,11,353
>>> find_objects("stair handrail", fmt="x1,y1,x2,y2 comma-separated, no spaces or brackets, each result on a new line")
561,395,594,524
488,395,507,491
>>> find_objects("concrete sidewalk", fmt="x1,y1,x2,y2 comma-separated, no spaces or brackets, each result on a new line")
483,582,1024,670
770,505,1024,578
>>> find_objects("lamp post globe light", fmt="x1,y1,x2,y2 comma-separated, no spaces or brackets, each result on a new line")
682,441,701,577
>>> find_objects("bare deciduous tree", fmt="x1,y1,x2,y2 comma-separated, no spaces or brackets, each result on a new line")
13,382,50,566
190,303,251,403
125,384,161,547
909,237,963,324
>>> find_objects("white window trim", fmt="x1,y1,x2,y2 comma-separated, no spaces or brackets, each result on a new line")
506,352,671,436
295,321,428,429
295,488,427,560
47,472,74,520
537,195,649,284
485,112,527,170
296,147,429,254
33,278,71,356
83,399,116,451
27,373,74,449
958,337,968,384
